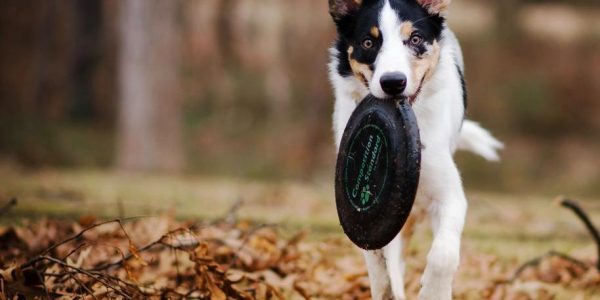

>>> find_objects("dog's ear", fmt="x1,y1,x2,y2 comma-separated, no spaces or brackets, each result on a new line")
329,0,363,22
416,0,451,15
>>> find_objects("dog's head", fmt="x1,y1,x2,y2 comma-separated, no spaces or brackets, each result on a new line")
330,0,448,100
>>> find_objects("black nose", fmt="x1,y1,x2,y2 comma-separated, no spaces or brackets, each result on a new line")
380,72,407,96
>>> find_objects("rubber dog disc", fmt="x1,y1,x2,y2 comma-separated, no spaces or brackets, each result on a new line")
335,95,421,250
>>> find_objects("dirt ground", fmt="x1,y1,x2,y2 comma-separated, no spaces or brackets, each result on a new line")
1,168,600,299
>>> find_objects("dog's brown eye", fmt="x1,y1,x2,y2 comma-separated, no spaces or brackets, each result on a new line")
362,38,374,49
410,33,423,46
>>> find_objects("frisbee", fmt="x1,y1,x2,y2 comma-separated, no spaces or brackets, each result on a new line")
335,95,421,250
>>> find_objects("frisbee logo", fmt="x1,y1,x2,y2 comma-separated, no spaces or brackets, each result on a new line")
344,123,388,212
360,185,372,205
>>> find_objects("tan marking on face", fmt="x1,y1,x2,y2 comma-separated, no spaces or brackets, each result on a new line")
348,46,373,86
354,0,363,4
370,26,380,38
410,40,441,90
400,21,414,39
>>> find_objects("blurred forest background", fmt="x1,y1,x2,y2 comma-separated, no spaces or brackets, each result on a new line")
0,0,599,197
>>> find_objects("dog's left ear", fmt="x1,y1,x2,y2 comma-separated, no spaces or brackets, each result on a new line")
329,0,362,22
416,0,451,15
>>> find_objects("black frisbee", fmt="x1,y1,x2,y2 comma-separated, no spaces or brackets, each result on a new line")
335,95,421,250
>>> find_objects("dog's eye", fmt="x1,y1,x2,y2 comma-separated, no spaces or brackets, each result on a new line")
410,33,423,46
361,38,374,50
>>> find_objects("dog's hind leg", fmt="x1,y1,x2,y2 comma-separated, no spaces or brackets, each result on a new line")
363,249,394,299
384,233,406,300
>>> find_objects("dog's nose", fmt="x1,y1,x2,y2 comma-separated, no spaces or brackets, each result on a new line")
380,72,407,96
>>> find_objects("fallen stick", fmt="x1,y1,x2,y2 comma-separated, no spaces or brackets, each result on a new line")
559,198,600,271
510,250,588,282
219,197,244,225
0,198,17,217
23,216,145,267
91,226,197,272
511,197,600,282
39,256,132,299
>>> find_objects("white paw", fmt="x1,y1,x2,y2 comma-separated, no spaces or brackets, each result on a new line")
393,293,406,300
418,286,452,300
390,283,406,300
418,237,459,300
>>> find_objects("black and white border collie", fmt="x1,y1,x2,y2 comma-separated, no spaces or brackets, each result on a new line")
328,0,503,299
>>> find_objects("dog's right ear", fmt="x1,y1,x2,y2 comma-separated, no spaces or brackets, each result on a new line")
416,0,451,15
329,0,363,22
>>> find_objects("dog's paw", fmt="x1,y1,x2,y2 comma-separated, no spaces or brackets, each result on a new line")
417,237,458,300
417,285,452,300
390,284,406,300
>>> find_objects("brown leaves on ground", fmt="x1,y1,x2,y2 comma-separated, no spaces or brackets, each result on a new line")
483,252,600,300
0,216,369,299
0,216,599,299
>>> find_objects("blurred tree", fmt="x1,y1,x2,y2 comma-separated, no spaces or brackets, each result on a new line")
32,0,56,121
117,0,183,172
254,0,291,120
69,0,102,121
493,0,521,40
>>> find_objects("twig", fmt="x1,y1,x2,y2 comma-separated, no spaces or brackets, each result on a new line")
91,227,197,272
70,273,99,300
560,198,600,271
34,265,50,299
91,270,142,296
117,219,133,245
61,243,87,261
91,239,163,272
227,223,274,268
37,256,132,299
22,217,146,269
511,197,600,281
510,250,588,282
62,267,100,300
222,197,244,224
0,198,17,217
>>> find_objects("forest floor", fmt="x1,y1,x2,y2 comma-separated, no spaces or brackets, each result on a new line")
1,168,600,299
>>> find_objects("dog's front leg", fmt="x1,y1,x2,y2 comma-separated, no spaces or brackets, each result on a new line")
363,249,394,299
363,234,406,300
383,233,406,300
418,153,467,300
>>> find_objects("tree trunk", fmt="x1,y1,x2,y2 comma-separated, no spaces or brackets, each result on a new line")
117,0,183,172
493,0,521,41
69,0,102,121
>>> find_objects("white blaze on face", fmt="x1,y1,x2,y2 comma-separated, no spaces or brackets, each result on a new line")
370,0,413,99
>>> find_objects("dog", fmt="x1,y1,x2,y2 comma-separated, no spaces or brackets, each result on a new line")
328,0,503,299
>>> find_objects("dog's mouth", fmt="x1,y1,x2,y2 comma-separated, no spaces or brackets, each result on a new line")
408,76,425,106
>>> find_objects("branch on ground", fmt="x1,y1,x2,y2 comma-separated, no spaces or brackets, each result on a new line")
511,197,600,282
0,198,17,217
559,198,600,271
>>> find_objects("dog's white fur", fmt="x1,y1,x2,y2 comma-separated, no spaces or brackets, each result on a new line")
330,1,503,299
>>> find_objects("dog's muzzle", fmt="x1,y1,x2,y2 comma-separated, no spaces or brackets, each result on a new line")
380,72,407,96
